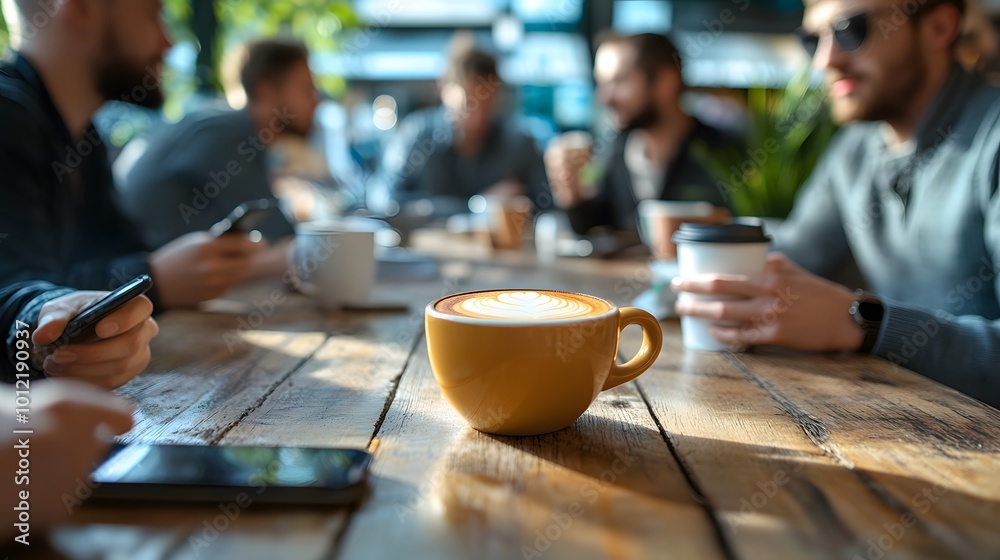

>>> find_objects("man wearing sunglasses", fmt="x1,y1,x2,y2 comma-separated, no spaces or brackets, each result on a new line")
673,0,1000,408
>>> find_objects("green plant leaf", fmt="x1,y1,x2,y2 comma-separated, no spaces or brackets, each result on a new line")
695,67,837,218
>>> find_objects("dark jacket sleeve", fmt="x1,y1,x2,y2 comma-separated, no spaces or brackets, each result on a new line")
1,281,73,383
564,132,635,234
520,135,553,213
380,113,432,207
565,178,615,235
0,98,162,308
564,138,621,235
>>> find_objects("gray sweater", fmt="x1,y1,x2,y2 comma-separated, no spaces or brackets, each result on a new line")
117,108,295,249
775,64,999,409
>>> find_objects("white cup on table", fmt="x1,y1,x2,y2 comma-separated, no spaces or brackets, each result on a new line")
673,221,771,351
292,220,377,311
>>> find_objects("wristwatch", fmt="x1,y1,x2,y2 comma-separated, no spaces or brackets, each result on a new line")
849,291,884,354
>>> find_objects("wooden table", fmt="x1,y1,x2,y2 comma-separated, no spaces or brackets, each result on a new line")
41,235,1000,560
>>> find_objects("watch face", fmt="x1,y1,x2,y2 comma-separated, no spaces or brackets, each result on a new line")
858,301,884,322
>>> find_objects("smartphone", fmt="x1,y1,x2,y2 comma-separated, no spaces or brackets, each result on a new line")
54,274,153,347
89,444,373,506
210,199,278,238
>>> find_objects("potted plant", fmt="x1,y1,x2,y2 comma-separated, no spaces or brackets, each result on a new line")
694,69,838,220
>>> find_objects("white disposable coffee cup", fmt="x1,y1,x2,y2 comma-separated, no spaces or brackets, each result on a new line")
293,220,376,310
673,221,771,351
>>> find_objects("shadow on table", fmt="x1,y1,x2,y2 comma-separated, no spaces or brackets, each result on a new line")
478,412,1000,558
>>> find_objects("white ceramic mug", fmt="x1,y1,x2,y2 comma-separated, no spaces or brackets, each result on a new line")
293,221,376,310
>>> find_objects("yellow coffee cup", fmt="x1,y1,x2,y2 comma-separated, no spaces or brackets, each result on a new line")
425,290,663,436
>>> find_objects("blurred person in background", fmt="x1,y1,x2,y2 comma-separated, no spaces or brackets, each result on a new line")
673,0,1000,408
0,0,268,310
956,0,998,70
374,36,550,218
546,33,740,235
117,38,321,266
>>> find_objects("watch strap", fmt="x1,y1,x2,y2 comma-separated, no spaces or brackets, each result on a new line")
851,291,883,354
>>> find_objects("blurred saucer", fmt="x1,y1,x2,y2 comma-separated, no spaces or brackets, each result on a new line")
631,259,680,320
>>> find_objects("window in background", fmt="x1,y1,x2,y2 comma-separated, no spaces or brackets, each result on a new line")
512,0,583,31
353,0,505,26
611,0,810,88
613,0,673,34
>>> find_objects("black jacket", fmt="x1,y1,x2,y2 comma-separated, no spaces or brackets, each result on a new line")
0,53,159,304
566,120,738,234
0,282,73,382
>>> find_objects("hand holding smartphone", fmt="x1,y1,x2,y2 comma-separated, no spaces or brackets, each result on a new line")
210,199,279,239
50,274,153,348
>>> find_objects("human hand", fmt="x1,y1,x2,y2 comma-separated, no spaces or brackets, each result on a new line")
32,292,158,389
4,380,133,535
671,253,864,352
483,180,528,200
150,232,263,308
544,142,592,208
251,238,294,279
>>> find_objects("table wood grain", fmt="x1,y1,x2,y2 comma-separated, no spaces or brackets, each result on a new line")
39,236,1000,560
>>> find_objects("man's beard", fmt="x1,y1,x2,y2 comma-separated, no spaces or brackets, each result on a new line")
621,100,660,131
285,118,313,139
858,66,925,124
94,25,164,109
834,39,926,125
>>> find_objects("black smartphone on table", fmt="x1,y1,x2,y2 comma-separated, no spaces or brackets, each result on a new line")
52,274,153,347
210,199,280,238
89,444,373,506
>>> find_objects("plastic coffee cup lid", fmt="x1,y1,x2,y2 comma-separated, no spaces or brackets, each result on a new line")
672,220,771,244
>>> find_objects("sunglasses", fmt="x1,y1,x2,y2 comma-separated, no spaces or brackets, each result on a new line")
797,1,952,58
796,11,881,57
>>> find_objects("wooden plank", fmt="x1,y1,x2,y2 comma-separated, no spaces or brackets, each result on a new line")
121,275,436,445
220,311,422,448
637,322,995,559
115,309,327,444
336,338,726,560
729,348,1000,557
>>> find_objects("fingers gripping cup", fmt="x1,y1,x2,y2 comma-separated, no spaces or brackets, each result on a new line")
672,222,771,351
425,290,663,436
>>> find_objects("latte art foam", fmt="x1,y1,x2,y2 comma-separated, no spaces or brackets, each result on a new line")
435,291,611,321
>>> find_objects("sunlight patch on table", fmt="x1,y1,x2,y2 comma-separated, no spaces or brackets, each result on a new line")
236,330,326,357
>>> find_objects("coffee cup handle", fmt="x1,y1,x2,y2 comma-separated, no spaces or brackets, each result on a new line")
603,308,664,391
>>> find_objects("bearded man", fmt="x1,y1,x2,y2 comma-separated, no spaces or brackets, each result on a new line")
673,0,1000,408
545,33,741,234
0,0,270,310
